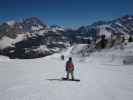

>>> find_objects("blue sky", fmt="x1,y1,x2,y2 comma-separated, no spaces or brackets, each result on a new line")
0,0,133,27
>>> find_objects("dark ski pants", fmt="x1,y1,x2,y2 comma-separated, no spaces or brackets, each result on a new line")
66,71,74,79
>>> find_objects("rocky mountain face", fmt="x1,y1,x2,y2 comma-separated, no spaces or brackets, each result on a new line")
66,15,133,46
0,17,68,59
22,17,47,32
0,15,133,59
74,15,133,40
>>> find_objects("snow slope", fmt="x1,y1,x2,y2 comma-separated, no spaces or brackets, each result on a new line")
0,45,133,100
0,34,27,49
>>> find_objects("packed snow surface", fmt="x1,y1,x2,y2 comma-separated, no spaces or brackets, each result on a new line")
0,45,133,100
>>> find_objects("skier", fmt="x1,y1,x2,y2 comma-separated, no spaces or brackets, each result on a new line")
65,57,75,80
61,55,65,60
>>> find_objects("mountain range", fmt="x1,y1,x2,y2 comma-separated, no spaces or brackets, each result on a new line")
65,15,133,41
0,15,133,59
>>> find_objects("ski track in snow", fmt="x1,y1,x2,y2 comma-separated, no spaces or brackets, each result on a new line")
0,47,133,100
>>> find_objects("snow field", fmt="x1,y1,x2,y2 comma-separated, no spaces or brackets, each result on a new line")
0,45,133,100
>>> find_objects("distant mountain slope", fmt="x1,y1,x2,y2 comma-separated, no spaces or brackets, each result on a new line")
75,15,133,39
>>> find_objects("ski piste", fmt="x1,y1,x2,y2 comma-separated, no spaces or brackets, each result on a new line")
1,42,133,100
101,63,123,66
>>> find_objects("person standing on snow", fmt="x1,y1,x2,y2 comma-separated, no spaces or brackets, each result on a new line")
61,55,65,60
65,57,75,80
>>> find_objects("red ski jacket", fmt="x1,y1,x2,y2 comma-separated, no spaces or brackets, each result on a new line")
66,61,74,72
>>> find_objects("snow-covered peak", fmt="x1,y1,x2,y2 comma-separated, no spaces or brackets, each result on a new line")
50,25,64,32
22,17,47,32
6,20,16,26
120,15,133,21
